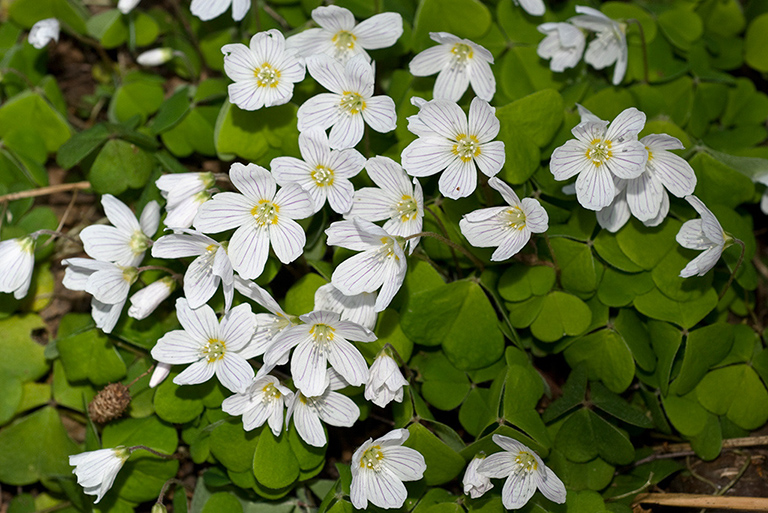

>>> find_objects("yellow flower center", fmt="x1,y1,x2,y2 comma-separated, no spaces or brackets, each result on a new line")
453,134,482,162
645,146,653,162
262,383,282,402
251,201,279,226
130,231,149,254
395,195,418,222
201,339,226,362
514,451,538,473
311,165,335,186
254,63,280,88
451,43,474,64
504,206,527,230
309,323,335,348
340,91,366,115
378,237,400,261
586,139,613,166
332,30,357,51
360,445,384,471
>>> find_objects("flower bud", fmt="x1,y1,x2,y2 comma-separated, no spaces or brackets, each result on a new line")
136,48,175,66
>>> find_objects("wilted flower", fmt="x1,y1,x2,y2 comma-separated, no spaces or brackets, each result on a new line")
222,30,305,111
676,195,731,278
409,32,495,102
537,22,586,72
69,447,131,503
570,6,628,85
350,429,426,510
28,18,60,49
477,435,566,510
459,177,549,261
463,454,493,498
287,5,403,63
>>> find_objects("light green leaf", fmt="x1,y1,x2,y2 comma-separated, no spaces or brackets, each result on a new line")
671,323,734,395
411,0,491,52
696,365,768,430
253,429,299,491
0,92,71,153
564,329,635,393
405,423,464,485
498,265,555,303
529,291,592,343
633,287,718,330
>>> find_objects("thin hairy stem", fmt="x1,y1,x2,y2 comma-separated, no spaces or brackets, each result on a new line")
627,19,649,84
129,445,176,459
719,238,745,301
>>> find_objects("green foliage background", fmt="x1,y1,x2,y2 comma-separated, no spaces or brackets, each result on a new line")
1,0,768,511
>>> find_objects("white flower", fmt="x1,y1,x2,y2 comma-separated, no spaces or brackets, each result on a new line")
194,163,314,280
118,0,141,14
233,276,299,361
625,134,696,222
516,0,545,16
222,30,305,111
676,195,731,278
151,298,256,393
297,55,397,150
550,107,648,211
271,128,365,214
537,22,586,72
264,310,376,396
596,185,631,233
69,447,131,503
570,6,628,85
136,48,175,66
62,258,137,333
128,276,175,320
191,0,249,21
314,282,377,331
346,156,424,254
402,97,505,199
156,172,215,229
149,362,172,388
286,369,360,447
151,230,234,311
0,236,36,299
364,349,408,408
325,218,407,312
350,429,426,510
409,32,495,102
477,435,566,510
29,18,59,49
80,194,160,267
222,374,293,435
287,5,403,63
464,454,493,499
459,177,549,261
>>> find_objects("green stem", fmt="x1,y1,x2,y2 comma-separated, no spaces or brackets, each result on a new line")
626,18,649,84
718,238,745,301
403,231,484,272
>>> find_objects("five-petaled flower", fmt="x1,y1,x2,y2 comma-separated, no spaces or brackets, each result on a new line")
459,177,549,261
222,374,293,435
409,32,495,102
0,236,36,299
477,435,566,510
402,97,505,200
347,156,424,254
350,428,427,510
272,128,365,214
676,195,732,278
194,163,314,280
264,310,376,397
364,349,408,408
298,54,397,150
287,5,403,63
222,29,305,111
151,298,256,393
550,107,647,211
325,218,408,312
537,22,586,72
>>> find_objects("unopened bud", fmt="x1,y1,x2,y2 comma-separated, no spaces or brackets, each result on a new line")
137,48,175,66
151,503,168,513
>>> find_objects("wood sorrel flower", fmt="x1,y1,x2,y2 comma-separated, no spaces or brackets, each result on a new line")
676,195,731,278
409,32,495,102
69,447,131,503
222,374,293,435
401,97,505,200
477,435,566,510
222,29,305,111
350,429,426,510
0,236,35,299
570,6,628,85
287,5,403,63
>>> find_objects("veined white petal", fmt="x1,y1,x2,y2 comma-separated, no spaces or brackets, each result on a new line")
230,163,276,203
680,245,721,277
312,5,355,32
550,140,592,181
219,303,256,352
366,469,408,509
293,399,326,447
418,99,468,139
575,165,615,210
468,97,500,142
477,452,515,479
686,195,725,245
326,178,355,214
316,390,359,426
676,219,711,251
521,197,549,233
468,58,496,101
646,148,696,198
307,54,349,94
329,113,364,150
434,65,471,102
151,330,201,364
438,157,476,199
80,226,135,267
174,359,216,386
475,141,505,177
517,0,545,16
502,471,538,510
328,337,369,386
152,232,210,258
332,250,387,295
229,223,269,280
606,107,646,141
626,171,663,221
292,340,330,396
362,96,397,134
270,217,307,264
401,137,456,177
101,194,140,233
273,182,314,219
381,446,426,481
409,45,453,76
184,254,219,309
353,12,403,49
374,256,406,312
176,297,218,342
491,228,531,261
326,218,386,250
217,353,254,393
297,93,343,132
194,192,253,233
139,201,160,237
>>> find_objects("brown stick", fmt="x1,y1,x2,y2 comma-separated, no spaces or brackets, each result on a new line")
659,435,768,454
634,493,768,511
0,181,91,202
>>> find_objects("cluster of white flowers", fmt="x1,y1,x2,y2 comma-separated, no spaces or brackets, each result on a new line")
8,2,736,509
537,6,628,85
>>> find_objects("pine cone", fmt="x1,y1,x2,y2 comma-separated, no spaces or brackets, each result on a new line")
88,383,131,423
